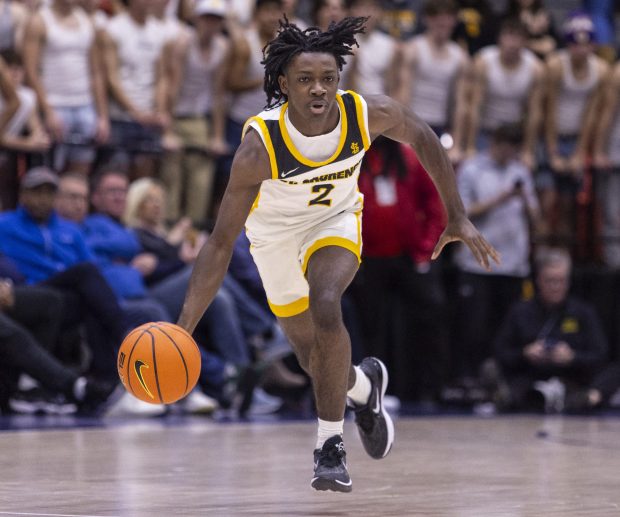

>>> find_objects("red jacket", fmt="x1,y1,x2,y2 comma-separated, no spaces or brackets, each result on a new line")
359,142,446,263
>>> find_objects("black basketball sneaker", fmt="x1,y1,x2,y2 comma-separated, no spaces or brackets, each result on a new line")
311,435,352,492
349,357,395,459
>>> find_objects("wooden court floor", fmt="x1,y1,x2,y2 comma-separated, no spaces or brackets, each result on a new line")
0,416,619,516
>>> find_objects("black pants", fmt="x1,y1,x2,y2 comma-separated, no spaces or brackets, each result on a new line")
354,256,448,401
42,263,129,378
454,273,525,380
0,288,78,406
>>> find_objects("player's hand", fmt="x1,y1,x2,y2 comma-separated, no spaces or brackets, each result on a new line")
431,216,500,271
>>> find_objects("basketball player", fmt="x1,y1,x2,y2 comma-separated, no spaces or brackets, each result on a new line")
178,17,499,492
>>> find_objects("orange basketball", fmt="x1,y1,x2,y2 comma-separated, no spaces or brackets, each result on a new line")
117,322,201,404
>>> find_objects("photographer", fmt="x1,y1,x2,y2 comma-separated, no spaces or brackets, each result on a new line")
452,123,540,385
493,247,609,412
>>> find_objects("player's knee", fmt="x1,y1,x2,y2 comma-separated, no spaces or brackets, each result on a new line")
309,291,343,331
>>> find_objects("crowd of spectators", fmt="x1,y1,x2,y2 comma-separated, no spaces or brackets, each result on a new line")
0,0,619,418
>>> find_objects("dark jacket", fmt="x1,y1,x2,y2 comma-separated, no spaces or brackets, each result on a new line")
494,296,608,375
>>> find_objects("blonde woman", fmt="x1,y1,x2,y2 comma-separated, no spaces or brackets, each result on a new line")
124,177,206,272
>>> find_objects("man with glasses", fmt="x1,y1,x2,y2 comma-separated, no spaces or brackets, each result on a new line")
493,247,609,412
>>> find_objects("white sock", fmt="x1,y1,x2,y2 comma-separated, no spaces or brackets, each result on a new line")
316,418,344,449
347,365,371,406
73,377,88,401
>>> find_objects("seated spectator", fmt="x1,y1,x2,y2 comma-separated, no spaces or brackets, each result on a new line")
55,172,171,328
493,247,609,412
454,124,540,385
0,271,115,415
23,0,108,174
0,166,128,383
55,171,255,415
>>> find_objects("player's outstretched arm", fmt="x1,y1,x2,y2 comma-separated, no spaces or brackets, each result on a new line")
366,94,501,270
177,130,269,334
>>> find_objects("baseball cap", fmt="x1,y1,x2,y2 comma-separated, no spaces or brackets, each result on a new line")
563,13,595,44
194,0,227,17
20,167,59,190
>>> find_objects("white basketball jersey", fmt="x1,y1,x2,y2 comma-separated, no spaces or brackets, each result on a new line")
242,90,370,244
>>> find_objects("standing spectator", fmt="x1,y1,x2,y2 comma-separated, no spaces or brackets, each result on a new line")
0,53,19,140
160,0,230,224
583,0,616,63
23,0,109,174
501,0,559,60
541,13,608,241
100,0,169,177
311,0,346,32
0,49,51,157
399,0,469,164
341,0,399,98
592,60,620,268
356,136,448,403
454,124,540,385
493,247,608,412
220,0,280,194
467,18,544,170
0,0,29,52
453,0,498,56
282,0,308,29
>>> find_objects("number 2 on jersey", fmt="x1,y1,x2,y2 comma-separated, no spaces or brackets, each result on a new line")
308,183,334,207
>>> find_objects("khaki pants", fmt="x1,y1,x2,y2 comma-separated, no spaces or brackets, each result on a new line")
159,117,216,225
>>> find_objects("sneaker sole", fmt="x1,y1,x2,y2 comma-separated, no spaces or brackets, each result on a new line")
372,357,395,459
311,477,353,493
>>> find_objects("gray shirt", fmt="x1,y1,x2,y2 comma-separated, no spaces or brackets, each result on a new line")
455,152,538,277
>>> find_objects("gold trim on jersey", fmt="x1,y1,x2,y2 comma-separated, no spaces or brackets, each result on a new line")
301,234,361,274
269,296,309,317
278,95,348,168
243,116,279,180
347,90,371,150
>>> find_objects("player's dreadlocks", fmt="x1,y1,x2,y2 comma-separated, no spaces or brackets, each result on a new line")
262,16,368,108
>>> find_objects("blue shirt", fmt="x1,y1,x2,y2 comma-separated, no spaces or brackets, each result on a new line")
83,214,146,299
0,207,93,283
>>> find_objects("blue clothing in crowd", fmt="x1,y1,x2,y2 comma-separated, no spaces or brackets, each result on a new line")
0,207,93,283
82,214,146,299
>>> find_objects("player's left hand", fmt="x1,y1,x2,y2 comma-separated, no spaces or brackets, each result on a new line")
431,217,500,271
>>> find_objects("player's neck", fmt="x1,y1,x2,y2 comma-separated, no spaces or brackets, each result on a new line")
287,103,340,137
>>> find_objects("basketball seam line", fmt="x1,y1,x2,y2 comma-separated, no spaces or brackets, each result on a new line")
149,331,164,404
155,326,190,398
